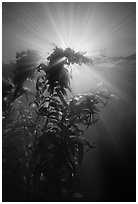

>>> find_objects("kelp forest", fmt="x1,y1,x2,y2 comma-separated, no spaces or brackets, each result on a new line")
3,47,112,201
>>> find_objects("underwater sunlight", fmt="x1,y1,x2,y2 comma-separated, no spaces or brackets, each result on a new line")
2,2,136,202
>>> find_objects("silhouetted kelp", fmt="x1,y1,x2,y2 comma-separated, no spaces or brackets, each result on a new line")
2,47,112,201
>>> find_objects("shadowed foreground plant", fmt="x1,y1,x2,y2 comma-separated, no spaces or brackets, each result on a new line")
2,47,111,201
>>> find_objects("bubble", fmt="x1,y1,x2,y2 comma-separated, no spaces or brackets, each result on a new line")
29,102,37,109
111,94,119,100
97,82,103,86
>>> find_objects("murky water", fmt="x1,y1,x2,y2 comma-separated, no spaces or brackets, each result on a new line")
80,59,136,201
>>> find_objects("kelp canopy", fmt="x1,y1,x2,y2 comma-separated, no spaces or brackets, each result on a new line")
2,46,111,201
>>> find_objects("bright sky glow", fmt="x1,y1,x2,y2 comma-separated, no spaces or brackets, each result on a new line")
2,2,136,62
2,2,136,117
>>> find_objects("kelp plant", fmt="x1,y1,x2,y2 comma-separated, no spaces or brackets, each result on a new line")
2,47,111,201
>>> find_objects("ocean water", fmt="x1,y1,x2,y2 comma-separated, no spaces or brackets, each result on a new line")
80,58,136,201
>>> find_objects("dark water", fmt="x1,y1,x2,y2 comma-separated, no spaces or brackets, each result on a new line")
2,59,136,201
80,60,136,201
